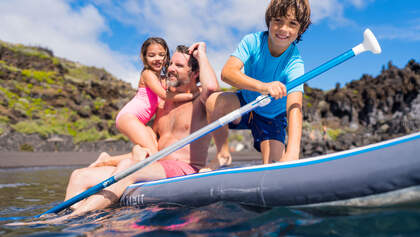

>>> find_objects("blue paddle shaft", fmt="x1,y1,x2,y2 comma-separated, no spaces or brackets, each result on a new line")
287,49,355,91
39,48,356,216
38,177,116,216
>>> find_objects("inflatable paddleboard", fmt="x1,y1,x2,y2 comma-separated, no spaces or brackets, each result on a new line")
121,132,420,208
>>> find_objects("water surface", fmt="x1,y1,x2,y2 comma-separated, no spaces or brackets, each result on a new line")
1,166,420,236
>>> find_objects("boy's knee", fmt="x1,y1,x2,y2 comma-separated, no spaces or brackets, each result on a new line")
206,92,236,115
205,92,221,113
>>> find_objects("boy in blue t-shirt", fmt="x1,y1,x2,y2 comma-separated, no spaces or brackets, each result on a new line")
202,0,311,171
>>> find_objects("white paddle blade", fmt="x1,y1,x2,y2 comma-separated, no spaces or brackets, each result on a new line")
353,28,382,55
363,28,381,54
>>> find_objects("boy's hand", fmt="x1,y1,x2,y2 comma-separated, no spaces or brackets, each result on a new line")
259,81,287,100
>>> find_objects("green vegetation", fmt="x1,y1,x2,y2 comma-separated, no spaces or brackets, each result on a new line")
93,98,106,110
20,143,34,152
221,87,237,92
0,86,18,106
4,42,53,61
0,70,123,143
0,40,134,148
302,121,314,131
326,128,343,141
0,115,9,124
0,62,19,72
52,57,60,65
14,81,32,94
11,111,123,143
12,120,56,138
68,66,96,81
21,69,57,84
0,85,46,118
228,133,244,142
74,128,112,143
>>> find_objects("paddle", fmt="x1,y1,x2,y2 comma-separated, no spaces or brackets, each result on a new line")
35,28,381,217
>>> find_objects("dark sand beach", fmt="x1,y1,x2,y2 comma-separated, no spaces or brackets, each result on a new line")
0,151,260,168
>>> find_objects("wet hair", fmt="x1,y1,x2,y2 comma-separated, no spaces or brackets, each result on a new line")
265,0,311,43
175,45,199,82
140,37,170,76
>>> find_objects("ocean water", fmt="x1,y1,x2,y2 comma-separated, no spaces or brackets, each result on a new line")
1,166,420,236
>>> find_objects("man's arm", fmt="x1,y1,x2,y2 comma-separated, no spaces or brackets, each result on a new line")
188,42,219,103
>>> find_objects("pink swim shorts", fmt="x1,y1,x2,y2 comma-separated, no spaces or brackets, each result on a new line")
159,159,199,178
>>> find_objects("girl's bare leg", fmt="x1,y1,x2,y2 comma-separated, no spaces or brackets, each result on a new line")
117,114,158,154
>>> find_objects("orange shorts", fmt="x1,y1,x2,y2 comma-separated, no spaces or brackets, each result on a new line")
159,159,199,178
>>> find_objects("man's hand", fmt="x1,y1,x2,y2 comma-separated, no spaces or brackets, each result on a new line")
188,42,206,60
187,41,219,104
259,81,287,100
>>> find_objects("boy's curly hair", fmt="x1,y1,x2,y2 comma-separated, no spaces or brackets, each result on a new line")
265,0,311,43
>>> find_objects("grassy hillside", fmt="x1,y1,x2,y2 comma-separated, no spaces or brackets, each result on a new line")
0,40,135,151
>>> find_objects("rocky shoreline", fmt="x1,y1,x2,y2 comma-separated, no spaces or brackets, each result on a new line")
0,129,132,153
0,40,419,158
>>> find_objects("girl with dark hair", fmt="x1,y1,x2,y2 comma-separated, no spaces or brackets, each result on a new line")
110,37,196,158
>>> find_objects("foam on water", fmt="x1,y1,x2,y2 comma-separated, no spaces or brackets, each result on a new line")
0,183,29,189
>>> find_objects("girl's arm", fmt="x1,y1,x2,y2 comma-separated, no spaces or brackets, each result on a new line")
142,70,195,102
166,88,199,102
142,70,167,99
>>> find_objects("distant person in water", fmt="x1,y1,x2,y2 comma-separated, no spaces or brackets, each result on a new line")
202,0,311,171
114,37,197,156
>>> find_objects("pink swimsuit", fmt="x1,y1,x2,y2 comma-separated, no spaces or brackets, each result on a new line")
116,87,199,178
116,87,159,127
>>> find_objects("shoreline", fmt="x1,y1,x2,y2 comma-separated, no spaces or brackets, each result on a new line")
0,151,260,168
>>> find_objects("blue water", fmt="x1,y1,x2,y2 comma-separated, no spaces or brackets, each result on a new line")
1,166,420,236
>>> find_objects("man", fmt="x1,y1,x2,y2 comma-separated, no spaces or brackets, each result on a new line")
63,42,219,216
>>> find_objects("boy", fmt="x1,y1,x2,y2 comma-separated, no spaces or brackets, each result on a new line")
203,0,311,171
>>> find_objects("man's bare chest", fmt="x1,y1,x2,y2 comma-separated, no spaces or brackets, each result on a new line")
156,102,200,135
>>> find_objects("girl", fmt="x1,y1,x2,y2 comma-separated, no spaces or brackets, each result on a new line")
116,37,196,155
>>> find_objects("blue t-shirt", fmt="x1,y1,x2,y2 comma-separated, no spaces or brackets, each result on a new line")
232,31,304,119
